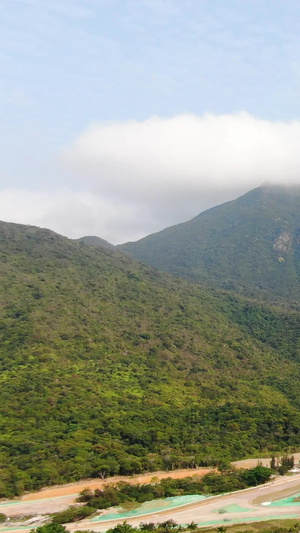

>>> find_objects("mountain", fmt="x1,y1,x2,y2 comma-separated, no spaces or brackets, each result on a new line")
76,235,114,249
1,221,300,497
119,185,300,304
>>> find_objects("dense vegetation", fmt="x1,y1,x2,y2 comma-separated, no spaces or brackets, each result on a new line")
1,221,300,498
74,467,271,515
77,235,114,250
32,521,191,533
120,185,300,304
49,467,272,524
32,518,300,533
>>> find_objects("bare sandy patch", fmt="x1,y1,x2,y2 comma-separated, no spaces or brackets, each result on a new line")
232,452,300,470
21,468,213,502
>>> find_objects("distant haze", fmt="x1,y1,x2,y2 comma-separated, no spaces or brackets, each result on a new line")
2,112,300,243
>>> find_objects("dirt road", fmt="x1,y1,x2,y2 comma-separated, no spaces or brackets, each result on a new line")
0,468,213,517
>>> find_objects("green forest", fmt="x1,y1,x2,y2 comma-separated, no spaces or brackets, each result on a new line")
120,186,300,304
1,221,300,497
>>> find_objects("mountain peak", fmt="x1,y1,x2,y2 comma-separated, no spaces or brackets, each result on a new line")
120,185,300,303
76,235,114,250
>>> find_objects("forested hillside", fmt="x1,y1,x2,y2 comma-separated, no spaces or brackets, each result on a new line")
1,221,300,498
120,185,300,304
76,235,114,249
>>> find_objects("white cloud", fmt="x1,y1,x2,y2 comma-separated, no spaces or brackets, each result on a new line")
2,112,300,244
0,189,149,244
62,112,300,240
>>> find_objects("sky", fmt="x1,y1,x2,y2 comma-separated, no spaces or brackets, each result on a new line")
1,0,300,244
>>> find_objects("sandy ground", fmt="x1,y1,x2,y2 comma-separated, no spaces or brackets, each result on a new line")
21,468,213,501
0,468,213,517
16,451,300,505
232,452,300,469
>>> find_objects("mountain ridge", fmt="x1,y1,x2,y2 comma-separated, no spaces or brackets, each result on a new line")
119,185,300,304
76,235,114,249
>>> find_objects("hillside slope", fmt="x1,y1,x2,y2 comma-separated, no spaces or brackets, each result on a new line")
1,221,300,497
120,185,300,303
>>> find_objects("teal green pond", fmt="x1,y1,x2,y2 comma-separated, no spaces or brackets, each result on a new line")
269,493,300,507
93,494,208,522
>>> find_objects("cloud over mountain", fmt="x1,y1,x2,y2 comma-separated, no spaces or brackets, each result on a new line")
2,112,300,243
62,112,300,240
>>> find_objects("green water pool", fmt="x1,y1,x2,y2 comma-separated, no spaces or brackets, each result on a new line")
269,493,300,507
93,494,208,522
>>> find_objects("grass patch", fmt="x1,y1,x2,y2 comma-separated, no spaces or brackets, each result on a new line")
199,518,300,533
119,502,141,512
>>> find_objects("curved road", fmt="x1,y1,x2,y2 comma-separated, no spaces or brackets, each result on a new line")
69,473,300,531
2,471,300,532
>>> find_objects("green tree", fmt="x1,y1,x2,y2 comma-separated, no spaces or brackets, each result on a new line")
107,523,136,533
187,522,197,530
33,524,67,533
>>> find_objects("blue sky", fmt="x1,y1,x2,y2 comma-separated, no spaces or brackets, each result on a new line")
1,0,300,242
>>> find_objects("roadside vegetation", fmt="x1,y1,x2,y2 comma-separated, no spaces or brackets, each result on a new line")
269,455,295,476
50,468,272,524
31,517,300,533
